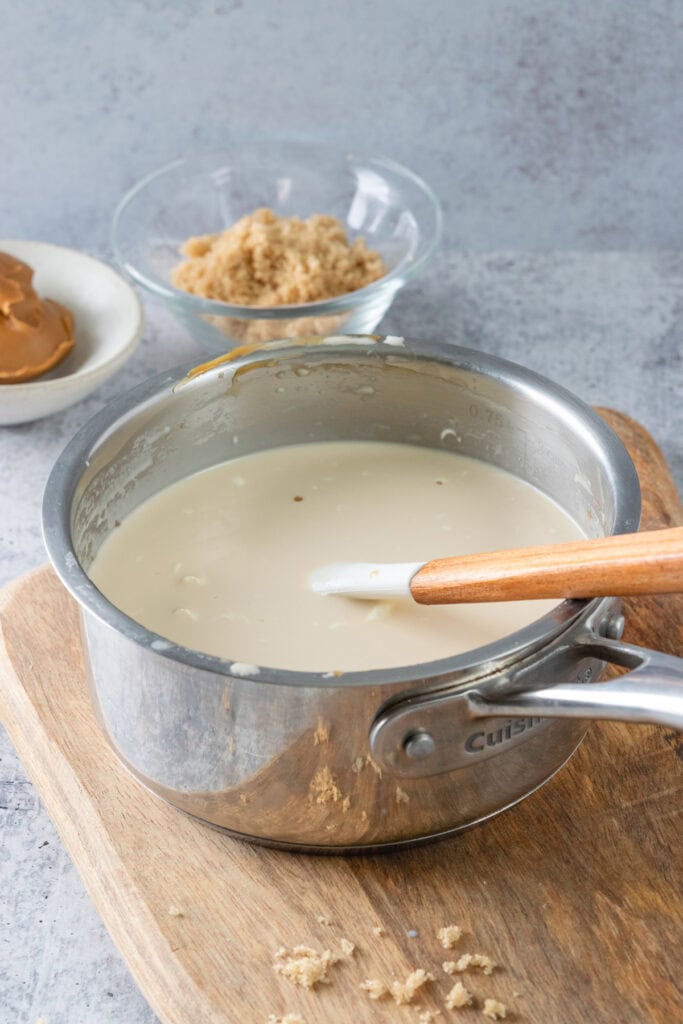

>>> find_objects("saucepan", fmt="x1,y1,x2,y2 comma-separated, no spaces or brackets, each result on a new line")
42,337,683,851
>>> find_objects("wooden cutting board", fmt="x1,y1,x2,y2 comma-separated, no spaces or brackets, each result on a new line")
0,409,681,1024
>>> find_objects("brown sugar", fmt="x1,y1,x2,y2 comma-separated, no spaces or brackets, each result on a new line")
273,945,335,989
172,208,386,307
451,952,496,976
338,938,355,960
437,925,463,949
444,981,473,1009
272,939,355,990
359,978,388,1000
309,766,342,805
390,968,435,1005
313,718,330,745
482,998,507,1020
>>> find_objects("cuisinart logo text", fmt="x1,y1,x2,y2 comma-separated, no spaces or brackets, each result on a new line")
464,716,543,753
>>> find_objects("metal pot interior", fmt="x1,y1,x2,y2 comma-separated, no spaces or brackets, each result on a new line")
68,340,639,631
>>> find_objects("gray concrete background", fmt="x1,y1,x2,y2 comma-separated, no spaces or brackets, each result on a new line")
1,2,682,1022
4,0,683,251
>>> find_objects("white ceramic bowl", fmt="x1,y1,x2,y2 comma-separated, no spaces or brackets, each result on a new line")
0,241,144,425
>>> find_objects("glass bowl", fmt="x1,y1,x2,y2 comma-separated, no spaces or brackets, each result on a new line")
111,141,442,352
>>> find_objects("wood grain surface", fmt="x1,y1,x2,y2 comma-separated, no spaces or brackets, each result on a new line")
0,408,680,1024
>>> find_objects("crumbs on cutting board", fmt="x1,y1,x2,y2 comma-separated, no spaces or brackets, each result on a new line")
273,920,516,1017
445,980,473,1008
359,978,388,1000
483,998,508,1019
272,939,356,989
447,952,497,976
437,924,463,948
390,968,434,1005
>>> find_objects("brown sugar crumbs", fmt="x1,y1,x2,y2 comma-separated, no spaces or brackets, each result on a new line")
359,978,388,1000
390,968,435,1005
172,208,386,307
272,940,355,990
309,766,342,805
482,998,507,1020
273,945,334,989
451,952,496,976
313,718,330,745
444,980,473,1009
437,925,462,948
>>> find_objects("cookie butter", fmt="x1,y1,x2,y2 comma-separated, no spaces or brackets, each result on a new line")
0,252,75,383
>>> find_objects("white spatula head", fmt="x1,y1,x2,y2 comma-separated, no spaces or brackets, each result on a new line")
309,561,425,600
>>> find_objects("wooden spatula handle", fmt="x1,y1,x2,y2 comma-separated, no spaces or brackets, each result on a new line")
410,526,683,605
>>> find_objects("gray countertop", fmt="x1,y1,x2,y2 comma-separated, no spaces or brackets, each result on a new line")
2,0,683,1019
1,251,681,1023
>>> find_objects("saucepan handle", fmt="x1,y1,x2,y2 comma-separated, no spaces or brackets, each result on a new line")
469,637,683,731
369,634,683,778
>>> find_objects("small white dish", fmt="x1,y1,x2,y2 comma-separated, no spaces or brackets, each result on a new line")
0,240,144,425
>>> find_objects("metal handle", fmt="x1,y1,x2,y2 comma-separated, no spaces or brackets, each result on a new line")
370,633,683,778
470,637,683,731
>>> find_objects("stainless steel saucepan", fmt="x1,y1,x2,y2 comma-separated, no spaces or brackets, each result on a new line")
42,338,683,851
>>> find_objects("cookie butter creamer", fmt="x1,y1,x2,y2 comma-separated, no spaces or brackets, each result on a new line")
88,441,584,673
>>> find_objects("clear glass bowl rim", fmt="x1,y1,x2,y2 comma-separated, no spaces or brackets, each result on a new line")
111,144,443,320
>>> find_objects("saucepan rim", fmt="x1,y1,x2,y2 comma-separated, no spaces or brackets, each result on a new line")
42,338,642,689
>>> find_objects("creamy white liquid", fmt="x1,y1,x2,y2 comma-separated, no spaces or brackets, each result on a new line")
89,441,584,672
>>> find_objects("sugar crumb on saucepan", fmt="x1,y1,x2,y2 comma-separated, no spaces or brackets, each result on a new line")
396,786,410,804
390,968,435,1005
437,924,463,948
372,925,386,937
267,1015,306,1024
417,1012,442,1023
444,980,473,1009
313,718,330,745
316,915,332,926
482,998,507,1019
167,905,184,917
359,978,388,1000
309,766,342,804
452,952,496,975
